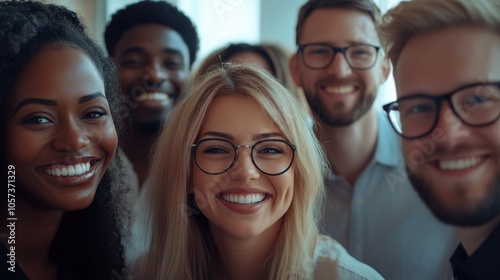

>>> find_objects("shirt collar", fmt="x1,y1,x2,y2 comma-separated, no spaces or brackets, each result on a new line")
450,222,500,279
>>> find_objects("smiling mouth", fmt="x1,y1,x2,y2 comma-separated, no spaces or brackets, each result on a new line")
437,156,485,171
41,161,98,177
220,193,268,205
324,85,357,95
136,92,171,102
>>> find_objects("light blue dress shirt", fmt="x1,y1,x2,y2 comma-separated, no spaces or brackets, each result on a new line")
320,110,459,280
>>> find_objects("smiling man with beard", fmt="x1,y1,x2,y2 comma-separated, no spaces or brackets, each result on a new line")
290,0,458,279
105,1,199,186
381,0,500,279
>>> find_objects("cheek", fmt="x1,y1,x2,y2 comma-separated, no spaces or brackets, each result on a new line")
119,69,144,89
90,121,118,164
170,69,189,89
4,125,45,167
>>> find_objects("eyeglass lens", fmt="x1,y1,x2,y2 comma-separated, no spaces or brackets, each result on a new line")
194,139,294,175
302,44,378,69
387,83,500,138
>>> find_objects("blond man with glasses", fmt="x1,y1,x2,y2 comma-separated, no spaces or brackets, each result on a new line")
381,0,500,279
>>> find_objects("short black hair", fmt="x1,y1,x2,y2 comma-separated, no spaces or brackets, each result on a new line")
0,1,129,278
104,0,199,68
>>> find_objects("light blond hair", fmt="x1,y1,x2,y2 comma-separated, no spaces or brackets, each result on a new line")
136,63,329,279
380,0,500,71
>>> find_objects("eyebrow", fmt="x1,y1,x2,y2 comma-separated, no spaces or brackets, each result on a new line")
79,92,105,103
198,131,285,141
14,92,105,114
119,46,184,58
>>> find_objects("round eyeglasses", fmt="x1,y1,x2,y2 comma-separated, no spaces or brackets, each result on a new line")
382,82,500,139
298,43,381,70
192,138,296,176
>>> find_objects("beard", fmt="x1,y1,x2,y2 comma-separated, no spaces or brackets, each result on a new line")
303,79,376,126
408,167,500,227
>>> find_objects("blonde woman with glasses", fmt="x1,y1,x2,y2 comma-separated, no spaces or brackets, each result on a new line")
132,64,383,279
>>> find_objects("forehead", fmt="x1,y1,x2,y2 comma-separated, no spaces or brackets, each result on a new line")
299,8,380,45
395,26,500,96
200,94,279,134
113,23,189,58
12,46,104,101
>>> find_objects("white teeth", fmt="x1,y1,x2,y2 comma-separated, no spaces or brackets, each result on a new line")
439,157,482,170
136,92,168,101
325,86,355,94
44,162,92,177
222,193,266,205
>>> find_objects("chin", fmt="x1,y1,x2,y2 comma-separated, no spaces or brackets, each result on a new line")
409,172,500,227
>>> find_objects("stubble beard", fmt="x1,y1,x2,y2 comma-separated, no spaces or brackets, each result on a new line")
408,166,500,227
305,87,376,127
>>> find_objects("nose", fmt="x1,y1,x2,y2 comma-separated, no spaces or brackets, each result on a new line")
51,118,91,153
326,51,352,77
434,102,471,148
228,147,260,182
145,60,168,88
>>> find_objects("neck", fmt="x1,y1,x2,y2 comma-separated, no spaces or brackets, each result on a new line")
316,108,378,186
122,126,158,186
1,200,62,279
211,221,281,280
457,215,500,256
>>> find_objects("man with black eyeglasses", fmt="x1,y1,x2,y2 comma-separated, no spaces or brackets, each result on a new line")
290,0,457,279
381,0,500,279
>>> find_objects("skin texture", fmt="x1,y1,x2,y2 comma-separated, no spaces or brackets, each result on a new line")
113,23,190,132
5,46,117,211
396,26,500,229
291,8,389,126
193,94,294,241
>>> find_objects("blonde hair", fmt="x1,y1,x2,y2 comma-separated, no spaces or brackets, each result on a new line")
137,63,328,279
380,0,500,71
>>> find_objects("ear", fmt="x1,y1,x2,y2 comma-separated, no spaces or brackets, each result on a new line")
380,56,391,84
290,54,302,87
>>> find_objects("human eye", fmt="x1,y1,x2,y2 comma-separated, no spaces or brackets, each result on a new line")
21,114,52,124
200,141,232,155
349,45,375,57
464,95,489,105
202,146,229,154
306,46,330,56
120,55,146,68
164,59,184,70
82,109,108,119
256,141,289,157
399,99,435,118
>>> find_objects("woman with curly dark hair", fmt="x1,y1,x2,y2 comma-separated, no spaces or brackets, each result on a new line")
0,1,131,279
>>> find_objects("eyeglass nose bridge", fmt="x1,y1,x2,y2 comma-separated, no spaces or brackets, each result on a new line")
326,46,350,68
432,91,471,126
232,144,255,165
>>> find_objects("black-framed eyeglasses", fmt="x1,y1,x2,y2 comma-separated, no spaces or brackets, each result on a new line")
382,82,500,139
297,43,381,70
192,138,296,176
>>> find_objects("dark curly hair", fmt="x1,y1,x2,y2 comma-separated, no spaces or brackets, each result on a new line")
0,1,130,278
104,0,200,68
